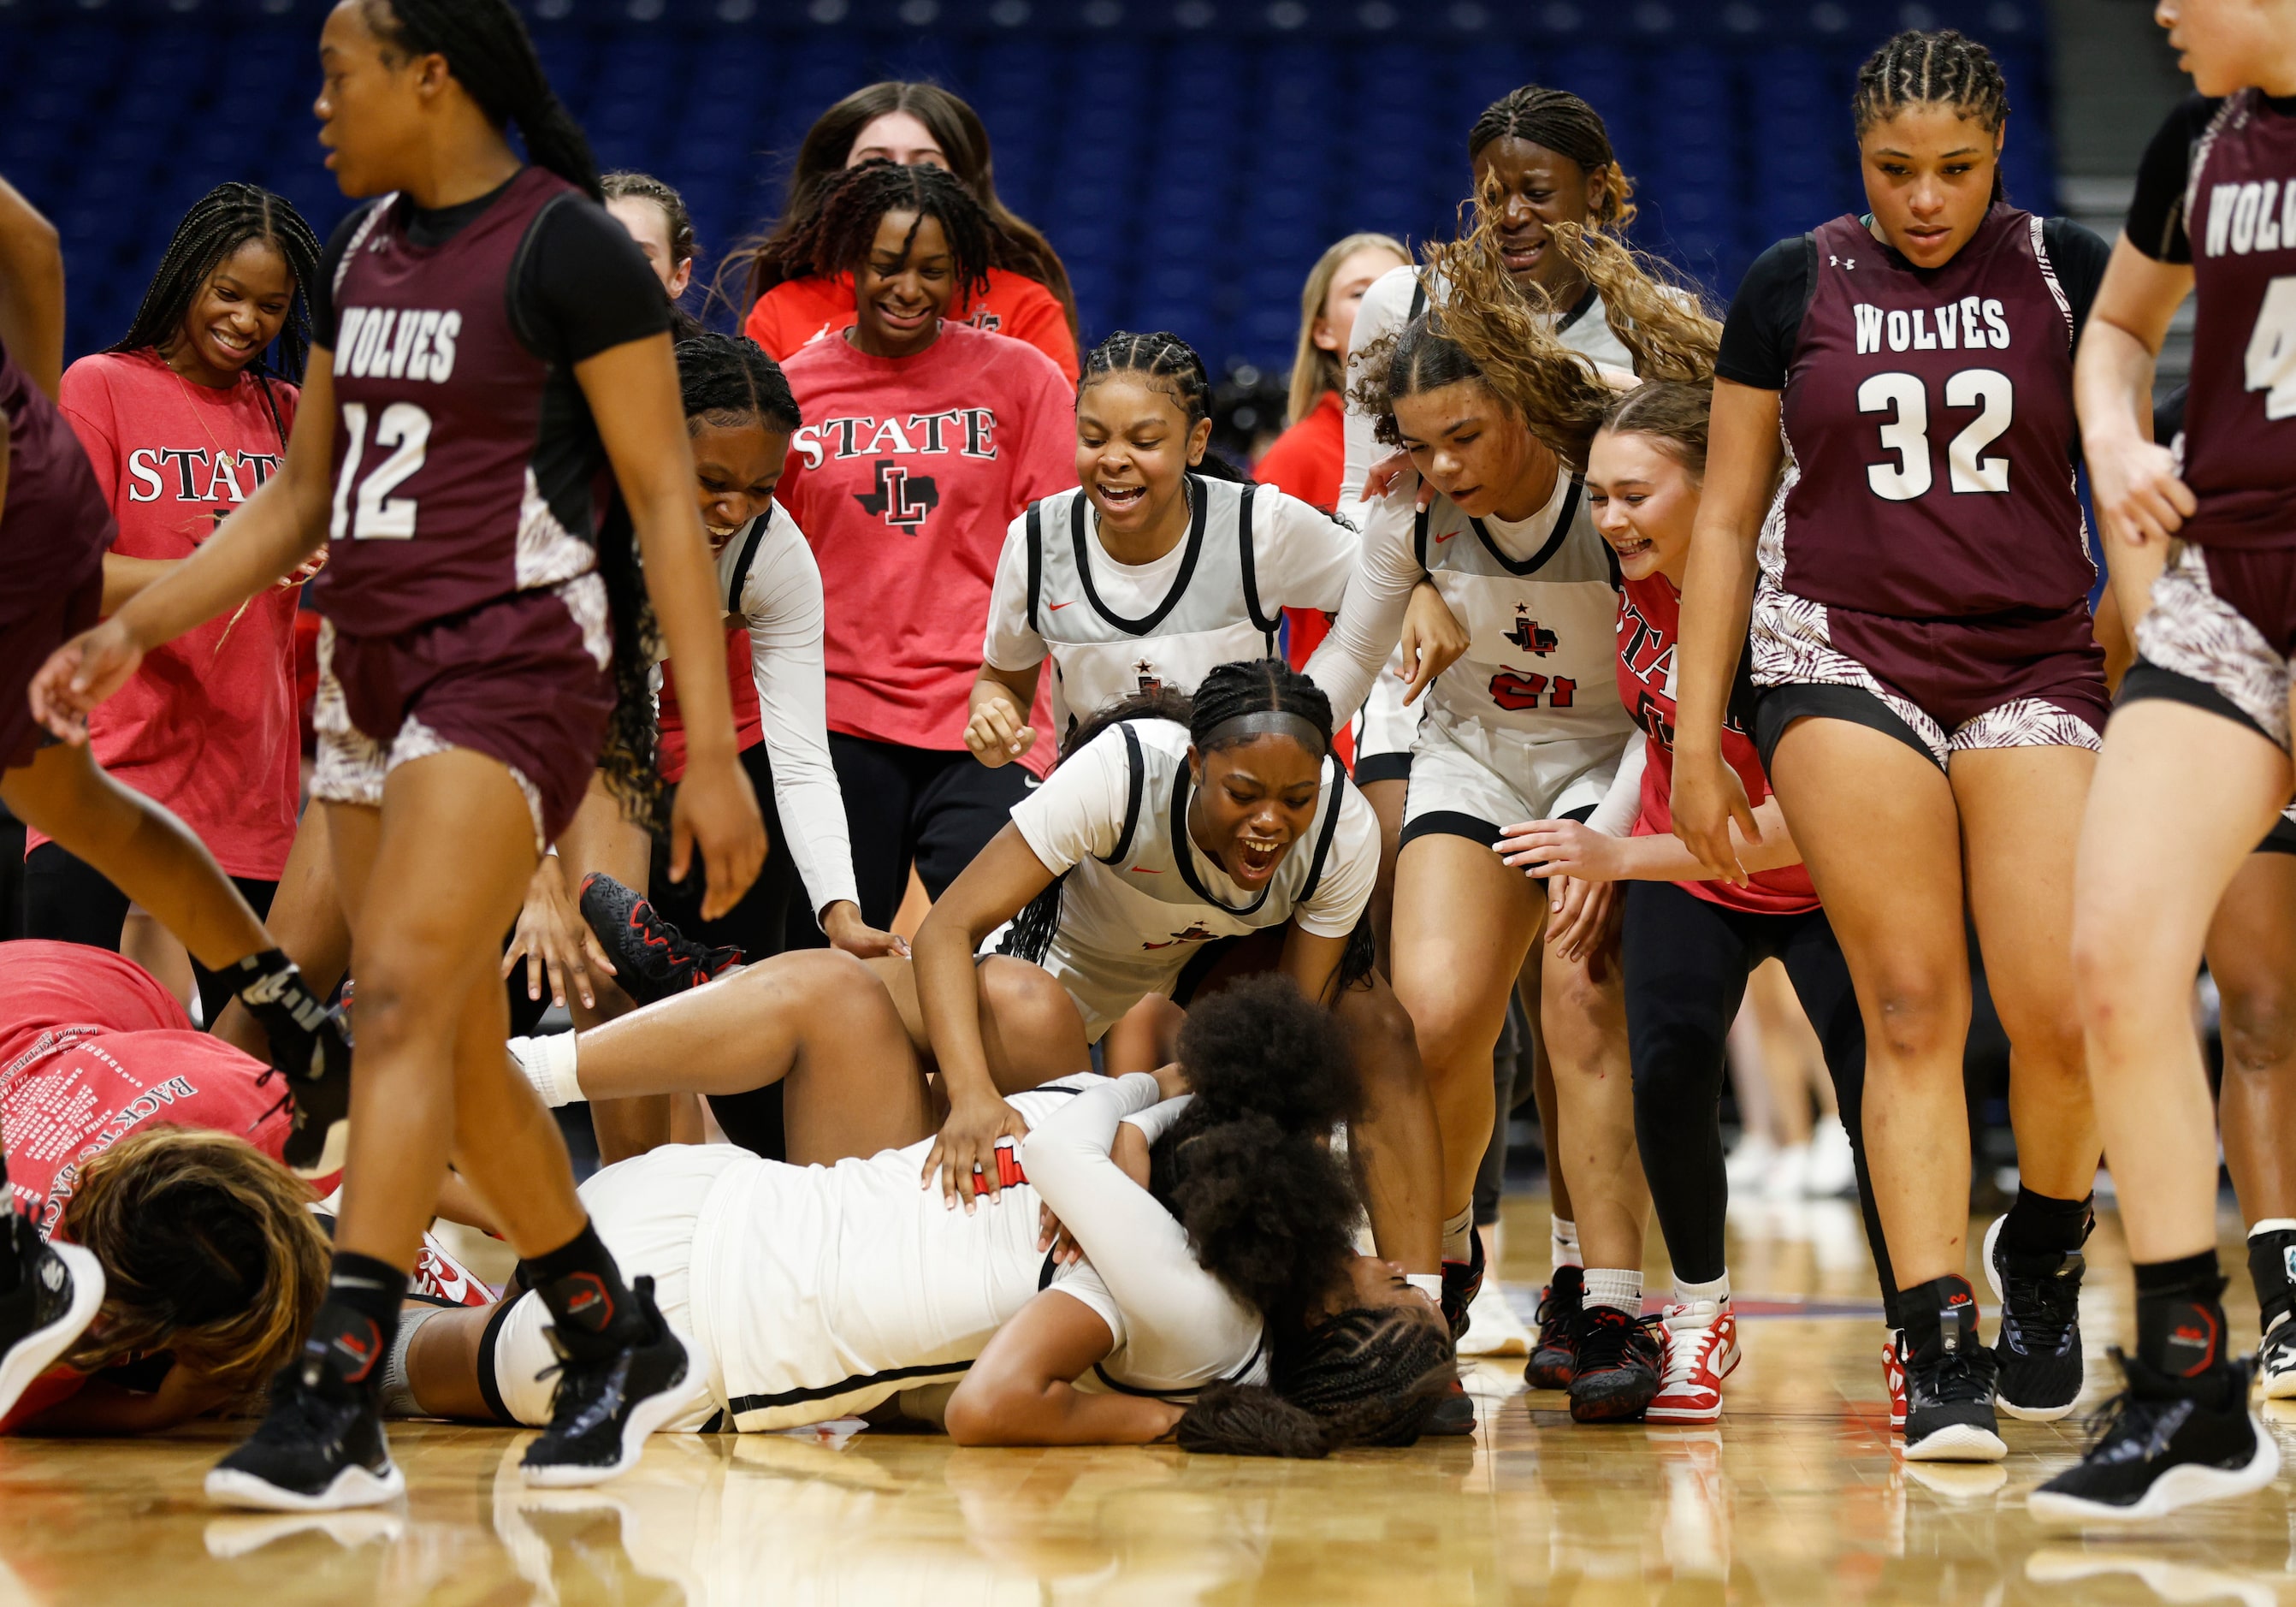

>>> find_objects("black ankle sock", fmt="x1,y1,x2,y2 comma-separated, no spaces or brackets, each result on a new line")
2248,1227,2296,1334
2134,1249,2232,1397
1897,1274,1980,1364
1999,1185,2093,1256
524,1220,645,1358
304,1251,407,1395
231,948,328,1027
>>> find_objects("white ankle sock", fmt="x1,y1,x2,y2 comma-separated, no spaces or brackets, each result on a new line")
1551,1215,1582,1270
378,1305,447,1419
509,1032,583,1109
2252,1219,2296,1237
1583,1266,1642,1315
1442,1207,1475,1265
1406,1272,1444,1306
1672,1272,1731,1313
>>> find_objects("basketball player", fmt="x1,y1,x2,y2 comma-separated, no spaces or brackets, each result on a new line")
32,1,765,1508
0,174,349,1173
2029,0,2296,1524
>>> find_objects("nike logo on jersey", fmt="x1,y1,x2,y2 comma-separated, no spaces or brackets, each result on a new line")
1047,600,1073,610
2202,179,2296,257
1434,528,1457,543
1854,300,2010,355
334,306,463,382
1128,865,1161,874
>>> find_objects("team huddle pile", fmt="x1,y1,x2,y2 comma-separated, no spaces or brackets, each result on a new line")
0,0,2289,1537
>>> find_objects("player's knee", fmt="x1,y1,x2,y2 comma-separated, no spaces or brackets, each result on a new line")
2222,981,2296,1080
981,961,1083,1064
1864,970,1963,1063
1340,987,1425,1093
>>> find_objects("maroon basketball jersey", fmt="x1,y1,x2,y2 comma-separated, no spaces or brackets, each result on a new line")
2179,92,2296,549
1777,206,2091,619
311,167,601,637
0,342,113,624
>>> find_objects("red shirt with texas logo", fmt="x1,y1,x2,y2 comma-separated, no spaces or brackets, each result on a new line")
776,322,1073,768
1617,573,1817,916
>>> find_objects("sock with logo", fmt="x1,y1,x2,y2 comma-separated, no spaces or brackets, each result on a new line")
229,947,338,1078
524,1219,648,1361
1551,1215,1582,1271
1583,1266,1642,1316
1672,1272,1731,1311
2135,1249,2235,1404
1441,1206,1475,1266
304,1251,407,1397
1897,1273,1980,1366
2247,1220,2296,1336
1999,1184,2094,1256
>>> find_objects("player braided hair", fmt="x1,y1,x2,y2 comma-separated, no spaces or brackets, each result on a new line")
602,171,703,338
1852,30,2012,203
1175,1308,1457,1456
677,331,801,436
60,1128,330,1409
106,182,323,443
1467,86,1637,230
1080,331,1251,484
361,0,601,201
739,160,1004,315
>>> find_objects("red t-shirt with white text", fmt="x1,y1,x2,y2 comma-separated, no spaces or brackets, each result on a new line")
746,267,1080,382
775,323,1072,768
44,352,303,879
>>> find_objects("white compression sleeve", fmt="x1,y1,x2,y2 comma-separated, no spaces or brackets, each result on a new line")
508,1033,583,1109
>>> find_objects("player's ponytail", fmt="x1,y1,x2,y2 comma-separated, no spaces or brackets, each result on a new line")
1080,331,1252,483
365,0,603,202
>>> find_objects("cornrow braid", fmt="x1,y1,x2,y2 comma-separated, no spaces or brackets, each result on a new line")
364,0,601,201
754,160,1003,311
1175,1307,1458,1456
1852,29,2012,202
601,170,695,267
675,332,800,436
1080,329,1250,483
1467,85,1637,230
109,182,323,443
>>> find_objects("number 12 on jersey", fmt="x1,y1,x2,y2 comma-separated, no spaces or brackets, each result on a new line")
330,400,433,541
1857,368,2013,501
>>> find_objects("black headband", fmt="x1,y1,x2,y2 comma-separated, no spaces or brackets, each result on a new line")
1198,710,1328,758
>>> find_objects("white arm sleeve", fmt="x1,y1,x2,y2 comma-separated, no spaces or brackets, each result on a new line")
1120,1090,1192,1147
738,518,861,921
982,512,1049,673
1027,1075,1260,1391
1299,494,1422,724
1583,739,1648,838
1338,265,1420,507
1256,486,1361,614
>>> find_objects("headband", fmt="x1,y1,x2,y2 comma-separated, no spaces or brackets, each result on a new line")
1199,709,1329,758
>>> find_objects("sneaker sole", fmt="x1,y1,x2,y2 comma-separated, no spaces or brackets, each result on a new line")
519,1336,691,1489
1901,1421,2008,1463
0,1242,105,1424
204,1461,407,1513
1645,1397,1722,1423
2260,1367,2296,1401
1981,1213,2081,1423
1570,1388,1659,1424
2027,1414,2281,1527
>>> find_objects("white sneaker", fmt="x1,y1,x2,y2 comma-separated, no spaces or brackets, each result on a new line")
1457,1279,1532,1357
1762,1142,1813,1202
1805,1115,1856,1197
1723,1132,1777,1189
2260,1313,2296,1400
1648,1298,1740,1423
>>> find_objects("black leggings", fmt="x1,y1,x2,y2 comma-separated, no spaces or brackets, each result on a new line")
1622,879,1896,1313
23,839,275,1027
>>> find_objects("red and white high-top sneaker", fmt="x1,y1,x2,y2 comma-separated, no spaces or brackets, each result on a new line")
1648,1299,1741,1423
1884,1329,1908,1432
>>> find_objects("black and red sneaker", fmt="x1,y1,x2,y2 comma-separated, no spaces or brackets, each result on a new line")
1568,1304,1666,1424
1524,1264,1583,1391
577,875,743,1006
1441,1232,1486,1342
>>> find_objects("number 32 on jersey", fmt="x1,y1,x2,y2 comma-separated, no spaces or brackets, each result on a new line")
1857,368,2013,501
331,400,433,541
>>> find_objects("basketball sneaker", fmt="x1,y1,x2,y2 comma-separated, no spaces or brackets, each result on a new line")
1648,1299,1739,1424
1441,1233,1485,1343
2258,1313,2296,1400
1568,1305,1665,1423
1420,1377,1478,1438
577,875,743,1007
1983,1213,2086,1421
2028,1350,2277,1527
1884,1330,1908,1432
0,1213,103,1426
206,1359,403,1511
521,1275,690,1486
1524,1264,1583,1391
1902,1296,2006,1462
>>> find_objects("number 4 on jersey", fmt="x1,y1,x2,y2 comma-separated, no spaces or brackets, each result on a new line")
330,400,433,541
2246,276,2296,421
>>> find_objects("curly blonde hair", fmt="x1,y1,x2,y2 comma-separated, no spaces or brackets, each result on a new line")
59,1127,329,1408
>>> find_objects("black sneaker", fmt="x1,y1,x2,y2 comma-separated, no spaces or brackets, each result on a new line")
239,962,353,1178
1441,1232,1485,1342
206,1363,403,1511
1984,1213,2086,1421
1568,1305,1665,1423
1903,1296,2007,1462
2028,1350,2278,1527
1524,1264,1582,1391
520,1275,690,1487
577,875,743,1006
0,1224,104,1425
1419,1377,1478,1437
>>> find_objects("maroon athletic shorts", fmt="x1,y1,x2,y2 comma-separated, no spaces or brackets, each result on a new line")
2123,540,2296,755
1749,580,2109,773
311,575,612,847
1,566,102,771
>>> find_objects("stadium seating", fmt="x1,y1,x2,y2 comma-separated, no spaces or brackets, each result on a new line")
2,0,2053,374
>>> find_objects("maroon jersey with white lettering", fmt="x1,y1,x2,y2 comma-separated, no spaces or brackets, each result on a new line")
311,167,601,637
1775,205,2091,619
2181,92,2296,549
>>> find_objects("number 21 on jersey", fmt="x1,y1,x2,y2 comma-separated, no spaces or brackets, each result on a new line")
331,400,433,541
1857,368,2013,501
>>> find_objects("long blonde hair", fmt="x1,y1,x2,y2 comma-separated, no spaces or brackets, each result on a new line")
60,1127,330,1408
1287,232,1409,428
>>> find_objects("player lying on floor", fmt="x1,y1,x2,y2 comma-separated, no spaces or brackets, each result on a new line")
0,940,489,1435
398,970,1453,1462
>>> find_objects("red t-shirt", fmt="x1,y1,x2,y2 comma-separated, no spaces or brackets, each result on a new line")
45,351,302,879
1616,574,1817,916
776,323,1072,768
746,267,1080,382
1253,390,1346,670
656,627,764,785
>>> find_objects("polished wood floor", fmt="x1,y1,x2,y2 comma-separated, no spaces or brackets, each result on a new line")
5,1191,2293,1606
